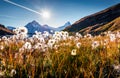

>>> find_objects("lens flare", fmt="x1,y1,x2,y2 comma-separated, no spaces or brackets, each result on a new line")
41,10,51,19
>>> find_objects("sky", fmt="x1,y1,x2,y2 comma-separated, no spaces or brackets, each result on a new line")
0,0,120,28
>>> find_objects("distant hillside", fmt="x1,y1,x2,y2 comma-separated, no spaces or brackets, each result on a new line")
79,17,120,35
64,3,120,35
0,24,14,36
56,21,71,31
94,16,120,33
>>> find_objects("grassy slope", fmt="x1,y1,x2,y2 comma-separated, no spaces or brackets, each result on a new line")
94,16,120,32
79,17,120,35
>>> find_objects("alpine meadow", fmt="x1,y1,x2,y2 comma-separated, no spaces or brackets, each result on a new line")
0,0,120,78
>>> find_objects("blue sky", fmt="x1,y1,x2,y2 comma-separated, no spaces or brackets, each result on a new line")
0,0,120,28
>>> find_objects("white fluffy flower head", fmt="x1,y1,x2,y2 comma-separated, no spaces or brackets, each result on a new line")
92,41,99,49
23,42,32,50
71,49,77,56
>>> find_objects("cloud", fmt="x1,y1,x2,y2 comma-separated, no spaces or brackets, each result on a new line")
3,0,42,15
0,15,16,19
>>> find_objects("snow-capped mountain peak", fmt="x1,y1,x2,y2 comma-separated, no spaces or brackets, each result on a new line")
28,20,42,28
24,20,71,34
25,20,55,34
64,21,71,27
56,21,71,31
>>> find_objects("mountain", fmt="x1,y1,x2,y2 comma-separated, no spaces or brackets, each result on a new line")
42,24,55,30
78,16,120,35
0,24,14,36
25,20,54,34
64,3,120,35
7,26,16,31
94,16,120,33
56,21,71,31
25,20,71,34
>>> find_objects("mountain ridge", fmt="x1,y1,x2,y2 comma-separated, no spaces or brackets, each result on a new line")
25,20,71,34
0,24,14,36
25,20,51,34
64,3,120,35
56,21,71,31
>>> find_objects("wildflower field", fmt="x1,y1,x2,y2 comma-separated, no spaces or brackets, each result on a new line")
1,27,120,78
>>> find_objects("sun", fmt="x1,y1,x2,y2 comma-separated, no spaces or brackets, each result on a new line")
41,10,51,19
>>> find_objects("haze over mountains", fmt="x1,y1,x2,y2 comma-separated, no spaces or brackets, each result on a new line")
64,3,120,35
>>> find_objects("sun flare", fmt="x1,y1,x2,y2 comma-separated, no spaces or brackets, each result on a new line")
41,10,51,19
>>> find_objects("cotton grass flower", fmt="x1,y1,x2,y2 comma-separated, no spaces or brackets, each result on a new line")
92,41,99,49
14,53,19,59
18,27,28,34
64,31,69,37
113,65,120,70
76,42,81,48
32,35,39,39
33,43,42,49
0,71,5,77
0,45,4,50
2,36,7,40
76,32,82,38
22,42,32,50
42,44,48,52
19,47,25,52
47,39,56,48
53,45,59,50
60,31,69,40
13,27,28,35
13,28,20,34
38,37,45,43
84,34,92,38
112,64,120,75
68,36,74,40
43,31,49,37
116,31,120,38
13,27,28,40
35,31,42,35
10,69,16,77
71,49,77,56
109,34,116,42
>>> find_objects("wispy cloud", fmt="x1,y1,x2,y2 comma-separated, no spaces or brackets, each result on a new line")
0,15,16,19
3,0,42,15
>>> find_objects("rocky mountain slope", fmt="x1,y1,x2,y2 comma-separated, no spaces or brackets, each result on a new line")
64,3,120,35
0,24,14,36
79,16,120,35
